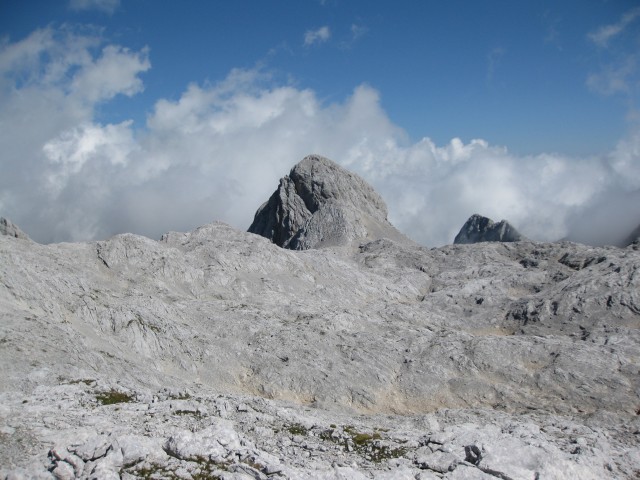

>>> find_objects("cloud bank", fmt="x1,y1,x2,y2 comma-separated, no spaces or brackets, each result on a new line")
1,26,639,246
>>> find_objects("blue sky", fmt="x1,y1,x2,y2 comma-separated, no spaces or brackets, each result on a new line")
1,0,639,245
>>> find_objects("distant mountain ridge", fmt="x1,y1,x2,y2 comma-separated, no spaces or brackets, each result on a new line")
454,213,526,244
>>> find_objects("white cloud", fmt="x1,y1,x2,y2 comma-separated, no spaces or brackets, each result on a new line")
304,26,331,46
588,7,640,48
42,121,137,194
586,55,636,96
1,26,639,247
71,45,150,103
69,0,120,14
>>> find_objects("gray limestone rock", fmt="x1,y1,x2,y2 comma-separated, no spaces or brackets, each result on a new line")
248,154,413,249
453,213,526,244
0,217,30,241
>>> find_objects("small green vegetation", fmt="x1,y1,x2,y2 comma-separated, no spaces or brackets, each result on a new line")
142,455,227,479
124,464,183,480
287,423,308,436
353,433,374,445
368,445,408,463
321,425,407,464
343,425,356,434
96,390,134,405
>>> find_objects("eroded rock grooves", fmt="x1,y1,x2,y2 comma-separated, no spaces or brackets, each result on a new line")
1,158,639,479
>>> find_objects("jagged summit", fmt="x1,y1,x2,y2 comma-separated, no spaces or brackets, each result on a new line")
454,213,526,244
248,154,413,249
0,217,30,241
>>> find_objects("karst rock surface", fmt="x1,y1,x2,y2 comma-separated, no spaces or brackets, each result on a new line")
454,213,526,244
1,162,640,479
248,154,413,249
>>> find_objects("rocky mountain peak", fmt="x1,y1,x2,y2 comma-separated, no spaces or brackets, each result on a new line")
454,213,526,244
248,154,412,249
0,217,30,241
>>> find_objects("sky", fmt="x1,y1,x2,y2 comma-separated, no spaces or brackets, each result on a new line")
0,0,639,246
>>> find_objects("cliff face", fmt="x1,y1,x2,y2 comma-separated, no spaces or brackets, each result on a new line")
1,160,640,479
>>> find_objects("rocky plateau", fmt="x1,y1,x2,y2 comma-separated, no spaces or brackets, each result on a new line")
1,155,639,479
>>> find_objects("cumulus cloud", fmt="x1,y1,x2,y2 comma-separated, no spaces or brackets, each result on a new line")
304,26,331,46
1,25,639,246
69,0,120,14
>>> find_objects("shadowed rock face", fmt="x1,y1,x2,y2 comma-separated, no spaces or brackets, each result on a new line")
454,213,526,244
248,154,413,249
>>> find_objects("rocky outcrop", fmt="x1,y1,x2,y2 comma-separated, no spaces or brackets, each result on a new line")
248,154,413,249
0,217,30,241
454,213,526,244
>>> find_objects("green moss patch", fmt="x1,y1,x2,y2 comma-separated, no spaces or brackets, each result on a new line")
96,390,134,405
